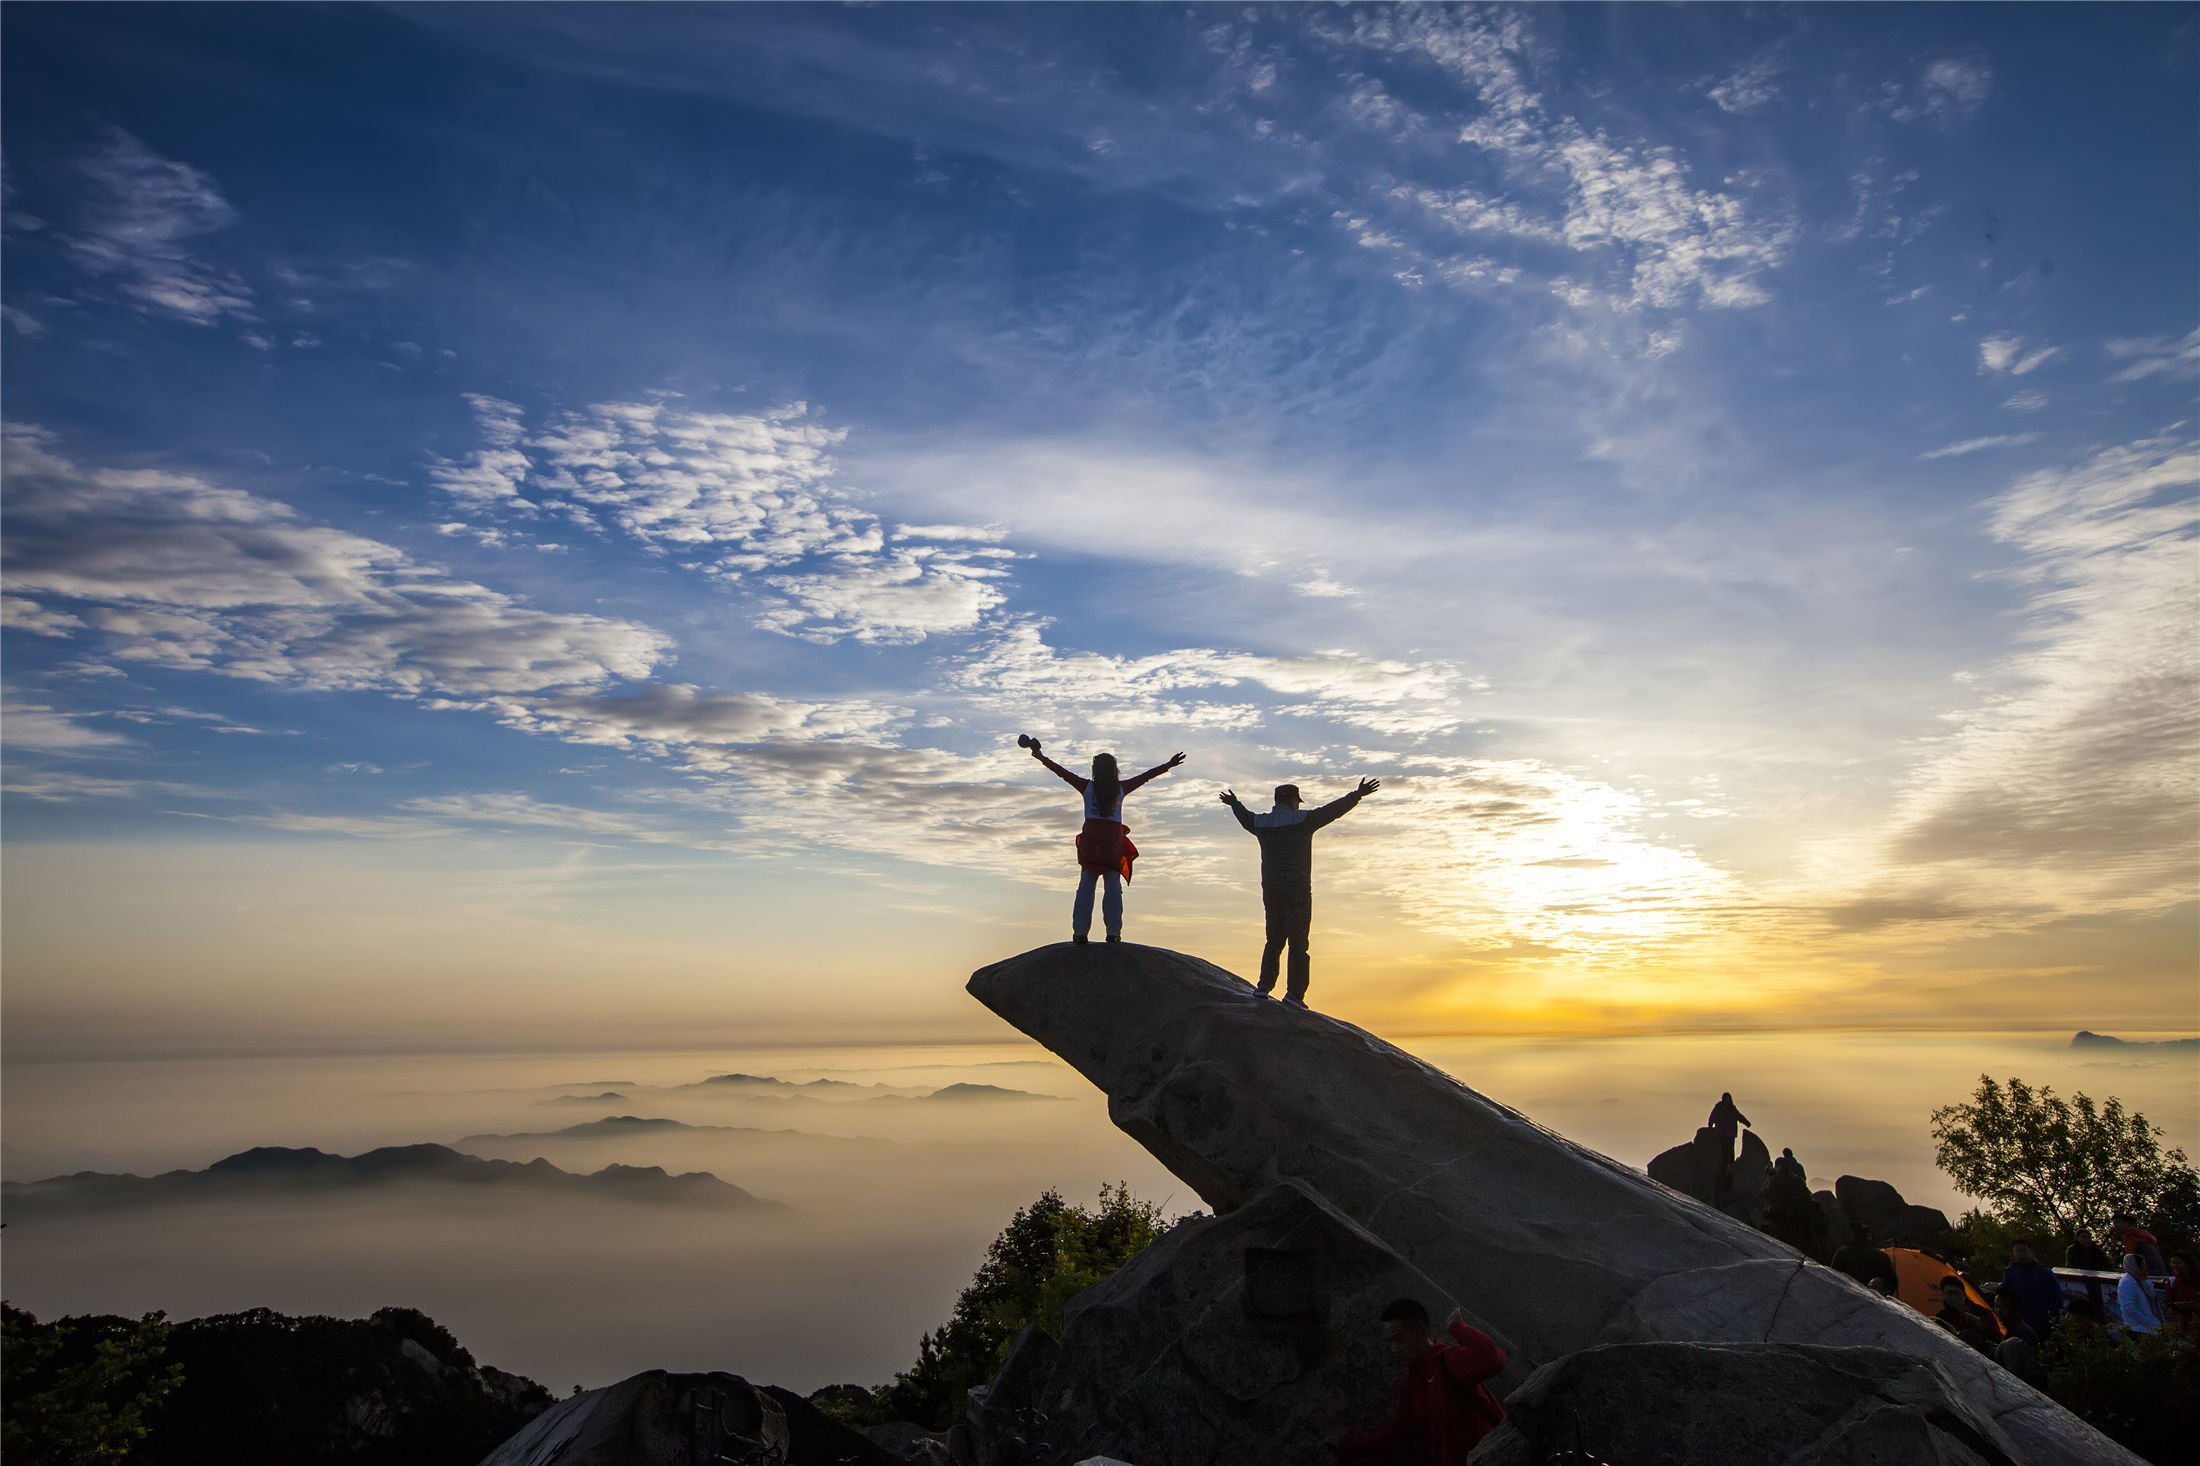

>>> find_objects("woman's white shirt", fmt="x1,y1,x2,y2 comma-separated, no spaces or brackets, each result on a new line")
1084,784,1124,822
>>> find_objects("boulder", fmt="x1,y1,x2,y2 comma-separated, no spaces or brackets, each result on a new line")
1811,1189,1850,1260
1834,1175,1954,1250
1469,1341,2019,1466
479,1370,889,1466
966,943,2142,1466
1725,1127,1772,1225
1646,1137,1708,1200
1837,1175,1909,1236
967,1180,1512,1466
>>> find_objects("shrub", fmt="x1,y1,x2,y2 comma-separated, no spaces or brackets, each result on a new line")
878,1183,1187,1430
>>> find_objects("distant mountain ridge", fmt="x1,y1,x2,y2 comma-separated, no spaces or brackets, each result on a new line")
1,1143,783,1214
2070,1030,2199,1052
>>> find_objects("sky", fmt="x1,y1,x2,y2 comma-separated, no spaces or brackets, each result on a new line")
4,2,2196,1062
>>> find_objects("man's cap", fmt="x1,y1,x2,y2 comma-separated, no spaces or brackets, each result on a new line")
1274,784,1301,802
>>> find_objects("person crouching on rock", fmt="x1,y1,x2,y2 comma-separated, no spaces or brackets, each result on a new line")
1220,776,1377,1006
1023,736,1184,945
1333,1297,1506,1465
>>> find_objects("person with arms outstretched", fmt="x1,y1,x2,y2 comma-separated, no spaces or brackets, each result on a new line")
1024,736,1184,945
1220,776,1378,1007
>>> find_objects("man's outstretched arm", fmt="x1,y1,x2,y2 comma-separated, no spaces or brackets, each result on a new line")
1218,789,1257,833
1304,776,1380,831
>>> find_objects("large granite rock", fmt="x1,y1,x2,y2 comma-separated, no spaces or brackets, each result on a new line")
1470,1341,2019,1466
967,943,2139,1466
968,1180,1515,1466
478,1369,888,1466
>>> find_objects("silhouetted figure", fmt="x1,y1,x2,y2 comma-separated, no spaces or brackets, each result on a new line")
2110,1214,2168,1276
2064,1231,2115,1272
1026,737,1183,945
1933,1276,1999,1356
2167,1252,2198,1337
1220,777,1378,1007
1706,1092,1751,1173
2000,1240,2064,1337
1334,1297,1506,1466
1991,1293,2042,1384
1832,1224,1897,1292
1765,1148,1814,1253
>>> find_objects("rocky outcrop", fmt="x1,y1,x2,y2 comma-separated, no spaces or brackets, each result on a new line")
1472,1341,2019,1466
478,1371,888,1466
1646,1127,1772,1225
967,943,2141,1466
1836,1174,1953,1251
966,1180,1515,1465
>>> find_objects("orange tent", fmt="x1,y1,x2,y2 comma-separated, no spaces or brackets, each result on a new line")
1887,1247,2004,1338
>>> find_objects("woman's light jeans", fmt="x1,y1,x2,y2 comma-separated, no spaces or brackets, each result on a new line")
1073,867,1122,940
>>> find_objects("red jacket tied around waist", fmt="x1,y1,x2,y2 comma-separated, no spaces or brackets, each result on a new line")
1337,1320,1508,1466
1076,818,1137,880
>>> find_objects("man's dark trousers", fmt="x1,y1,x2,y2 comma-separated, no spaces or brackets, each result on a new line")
1258,886,1312,1000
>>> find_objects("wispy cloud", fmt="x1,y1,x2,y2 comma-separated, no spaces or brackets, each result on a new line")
67,130,254,325
1843,432,2199,921
1977,335,2061,377
2105,327,2200,383
434,397,1013,643
3,424,669,697
1918,432,2042,461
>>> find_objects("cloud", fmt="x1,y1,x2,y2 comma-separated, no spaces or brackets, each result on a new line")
2105,327,2200,384
67,130,254,325
0,697,137,753
1338,7,1795,311
435,398,1009,643
2,595,87,636
1701,47,1785,115
1855,432,2199,916
946,622,1469,737
429,396,534,508
1883,57,1993,125
1977,335,2060,377
477,682,906,760
1918,432,2042,461
2,424,671,698
0,770,218,802
2002,391,2049,414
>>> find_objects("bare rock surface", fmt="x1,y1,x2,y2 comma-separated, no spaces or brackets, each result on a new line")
967,942,2139,1466
1469,1341,2019,1466
477,1369,888,1466
969,1180,1512,1466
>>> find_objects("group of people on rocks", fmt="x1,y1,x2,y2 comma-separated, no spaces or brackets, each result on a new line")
1024,738,1375,1006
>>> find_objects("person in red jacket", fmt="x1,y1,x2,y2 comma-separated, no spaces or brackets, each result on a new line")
1334,1298,1507,1465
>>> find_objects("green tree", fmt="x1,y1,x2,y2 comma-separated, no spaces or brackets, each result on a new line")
2,1304,183,1465
1929,1075,2195,1241
879,1183,1184,1430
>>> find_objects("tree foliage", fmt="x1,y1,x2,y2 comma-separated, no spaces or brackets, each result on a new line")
879,1183,1183,1430
1929,1074,2195,1240
2,1304,183,1466
2038,1318,2200,1464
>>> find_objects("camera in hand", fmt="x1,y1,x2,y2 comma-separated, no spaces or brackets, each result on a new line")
1016,733,1038,751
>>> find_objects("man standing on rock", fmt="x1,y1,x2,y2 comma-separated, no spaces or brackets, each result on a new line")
1220,776,1378,1007
1334,1298,1506,1465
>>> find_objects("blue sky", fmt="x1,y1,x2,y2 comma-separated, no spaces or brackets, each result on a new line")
4,3,2194,1051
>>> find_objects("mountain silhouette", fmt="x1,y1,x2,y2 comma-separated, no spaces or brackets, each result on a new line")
2,1143,783,1215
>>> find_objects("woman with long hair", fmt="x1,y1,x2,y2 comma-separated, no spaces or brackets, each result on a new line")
1022,736,1185,944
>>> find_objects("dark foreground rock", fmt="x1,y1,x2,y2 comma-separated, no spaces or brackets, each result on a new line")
968,1180,1514,1466
477,1370,888,1466
1472,1341,2019,1466
967,943,2140,1466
